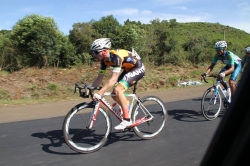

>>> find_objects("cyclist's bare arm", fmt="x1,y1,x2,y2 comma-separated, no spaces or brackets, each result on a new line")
86,74,104,95
201,63,215,80
92,74,104,87
98,72,119,95
206,63,215,74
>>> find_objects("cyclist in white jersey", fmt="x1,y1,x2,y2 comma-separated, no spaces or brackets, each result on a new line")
89,38,145,130
201,41,242,96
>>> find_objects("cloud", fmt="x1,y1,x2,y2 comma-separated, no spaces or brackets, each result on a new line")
173,6,188,10
151,0,192,5
21,8,34,12
20,6,51,13
237,1,249,8
141,10,152,14
103,8,139,15
237,1,250,16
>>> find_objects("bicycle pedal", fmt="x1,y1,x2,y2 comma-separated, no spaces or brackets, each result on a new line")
145,115,153,121
122,127,132,133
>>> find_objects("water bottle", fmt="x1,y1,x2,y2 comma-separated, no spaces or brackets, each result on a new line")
223,88,227,98
127,100,130,112
127,100,131,118
211,92,217,103
112,102,122,116
112,101,130,116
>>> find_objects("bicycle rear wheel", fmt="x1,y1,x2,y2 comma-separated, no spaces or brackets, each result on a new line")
131,96,167,139
201,87,222,121
62,103,111,153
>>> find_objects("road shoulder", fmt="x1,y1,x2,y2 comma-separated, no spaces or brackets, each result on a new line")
0,85,209,123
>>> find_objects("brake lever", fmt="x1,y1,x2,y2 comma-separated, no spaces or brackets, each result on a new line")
203,77,208,83
201,74,208,83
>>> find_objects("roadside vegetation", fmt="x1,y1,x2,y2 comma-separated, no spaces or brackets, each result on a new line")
0,63,225,106
0,14,249,105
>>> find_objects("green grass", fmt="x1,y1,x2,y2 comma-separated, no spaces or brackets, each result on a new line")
0,70,10,76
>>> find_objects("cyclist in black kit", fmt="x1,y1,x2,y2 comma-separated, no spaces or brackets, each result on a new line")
90,38,145,130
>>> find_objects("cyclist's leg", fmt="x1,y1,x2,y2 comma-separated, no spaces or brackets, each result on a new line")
113,84,128,118
229,63,242,96
219,66,228,89
111,71,126,104
116,61,145,115
114,61,145,130
113,83,132,130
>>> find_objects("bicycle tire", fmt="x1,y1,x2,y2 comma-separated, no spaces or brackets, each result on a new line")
131,96,167,139
62,103,112,153
201,87,222,121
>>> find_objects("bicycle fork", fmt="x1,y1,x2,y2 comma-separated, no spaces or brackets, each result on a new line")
210,87,219,105
87,101,100,130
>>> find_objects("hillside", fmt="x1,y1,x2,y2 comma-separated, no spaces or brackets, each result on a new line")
0,63,218,106
173,22,250,56
0,21,249,105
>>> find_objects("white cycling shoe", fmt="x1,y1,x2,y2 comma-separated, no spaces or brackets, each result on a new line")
114,120,132,130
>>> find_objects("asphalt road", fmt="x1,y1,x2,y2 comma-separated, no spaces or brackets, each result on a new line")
0,86,226,166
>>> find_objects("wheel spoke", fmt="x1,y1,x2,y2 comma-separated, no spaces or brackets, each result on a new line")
201,87,222,120
132,96,167,139
62,105,111,153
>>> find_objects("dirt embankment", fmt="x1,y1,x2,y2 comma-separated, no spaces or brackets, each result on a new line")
0,64,206,104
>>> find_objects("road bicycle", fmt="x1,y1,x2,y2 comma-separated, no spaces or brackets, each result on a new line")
201,75,232,121
62,81,168,153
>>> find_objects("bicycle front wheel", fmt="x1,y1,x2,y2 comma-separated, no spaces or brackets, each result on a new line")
131,96,168,139
201,87,222,121
62,103,111,153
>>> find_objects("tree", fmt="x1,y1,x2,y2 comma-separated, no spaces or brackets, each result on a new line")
124,19,142,26
183,35,213,64
0,31,18,71
54,35,77,68
92,15,121,48
116,23,146,51
148,19,177,65
169,19,178,29
11,14,63,68
69,22,95,54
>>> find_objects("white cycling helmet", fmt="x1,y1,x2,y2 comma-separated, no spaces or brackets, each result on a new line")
214,41,227,49
90,38,111,51
245,47,250,53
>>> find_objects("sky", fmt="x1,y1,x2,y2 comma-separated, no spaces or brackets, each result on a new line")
1,0,250,35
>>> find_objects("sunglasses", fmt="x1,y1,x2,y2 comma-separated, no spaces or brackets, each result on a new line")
93,50,101,54
215,47,224,51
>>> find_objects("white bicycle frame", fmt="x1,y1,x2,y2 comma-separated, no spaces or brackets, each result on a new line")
87,92,154,129
211,80,231,104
